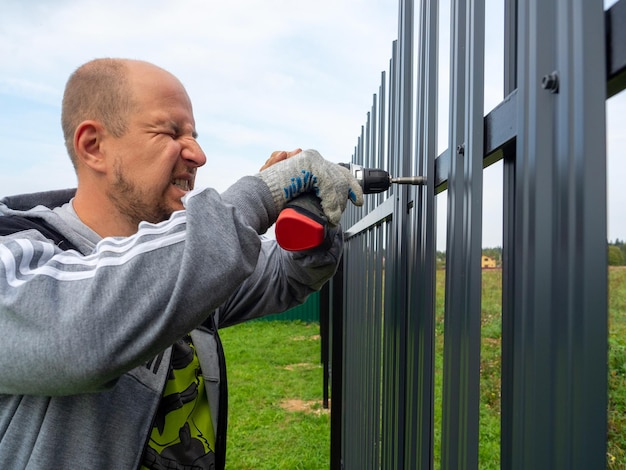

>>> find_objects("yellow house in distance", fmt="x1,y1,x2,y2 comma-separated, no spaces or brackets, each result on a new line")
481,255,497,269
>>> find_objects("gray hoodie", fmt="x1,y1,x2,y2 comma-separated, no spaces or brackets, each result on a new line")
0,176,342,469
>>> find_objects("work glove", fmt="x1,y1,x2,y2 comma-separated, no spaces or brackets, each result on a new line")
257,149,364,226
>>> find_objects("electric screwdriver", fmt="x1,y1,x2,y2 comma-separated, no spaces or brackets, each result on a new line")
275,163,426,251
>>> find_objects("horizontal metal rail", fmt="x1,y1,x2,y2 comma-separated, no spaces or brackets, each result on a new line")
430,0,625,194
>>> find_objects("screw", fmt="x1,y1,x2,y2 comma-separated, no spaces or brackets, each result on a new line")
457,143,465,156
541,71,559,93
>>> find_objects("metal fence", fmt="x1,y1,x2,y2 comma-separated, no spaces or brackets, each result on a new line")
322,0,626,468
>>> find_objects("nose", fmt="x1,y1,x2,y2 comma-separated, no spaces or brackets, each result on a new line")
181,138,207,168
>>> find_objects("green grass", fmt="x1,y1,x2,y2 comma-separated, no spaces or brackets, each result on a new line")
220,269,626,468
609,268,626,468
437,268,625,468
220,321,330,469
431,270,503,469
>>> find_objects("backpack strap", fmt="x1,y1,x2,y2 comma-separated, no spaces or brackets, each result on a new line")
0,216,78,252
0,189,77,211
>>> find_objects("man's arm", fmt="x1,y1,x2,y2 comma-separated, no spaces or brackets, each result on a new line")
0,150,359,395
0,183,267,396
214,150,350,327
215,228,343,328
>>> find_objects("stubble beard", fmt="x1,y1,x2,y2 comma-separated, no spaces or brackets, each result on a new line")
108,163,173,229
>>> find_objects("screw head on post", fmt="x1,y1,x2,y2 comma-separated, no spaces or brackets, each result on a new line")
541,71,559,93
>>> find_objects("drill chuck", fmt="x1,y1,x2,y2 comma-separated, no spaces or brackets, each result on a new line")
338,163,390,193
339,163,425,193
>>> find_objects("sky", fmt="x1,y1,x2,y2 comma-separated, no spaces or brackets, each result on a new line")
0,0,624,249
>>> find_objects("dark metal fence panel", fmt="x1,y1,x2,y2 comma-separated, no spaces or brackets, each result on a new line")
339,45,393,469
331,0,619,468
341,222,388,469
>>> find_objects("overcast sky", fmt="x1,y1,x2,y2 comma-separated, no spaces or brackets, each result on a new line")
1,0,624,249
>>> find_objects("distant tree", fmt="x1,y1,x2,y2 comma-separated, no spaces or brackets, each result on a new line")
608,245,624,266
436,250,446,269
619,243,626,265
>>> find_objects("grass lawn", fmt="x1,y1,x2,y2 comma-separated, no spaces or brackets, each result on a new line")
220,268,626,468
220,321,330,469
608,267,626,468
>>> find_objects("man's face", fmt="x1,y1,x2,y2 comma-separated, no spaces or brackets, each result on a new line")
104,65,206,227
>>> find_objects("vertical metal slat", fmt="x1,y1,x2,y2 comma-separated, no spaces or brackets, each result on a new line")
441,0,485,468
509,0,607,467
404,0,439,468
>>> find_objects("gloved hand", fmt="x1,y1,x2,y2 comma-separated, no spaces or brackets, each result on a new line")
257,149,364,226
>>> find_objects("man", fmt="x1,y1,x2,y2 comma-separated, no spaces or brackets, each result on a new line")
0,58,362,469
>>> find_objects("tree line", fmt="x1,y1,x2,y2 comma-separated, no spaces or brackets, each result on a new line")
608,240,626,266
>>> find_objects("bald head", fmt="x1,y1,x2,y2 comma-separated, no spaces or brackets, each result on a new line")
61,58,178,169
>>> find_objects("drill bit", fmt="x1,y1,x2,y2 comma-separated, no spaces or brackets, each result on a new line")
391,176,427,186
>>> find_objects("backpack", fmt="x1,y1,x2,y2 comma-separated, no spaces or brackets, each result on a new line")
0,189,78,252
0,215,78,252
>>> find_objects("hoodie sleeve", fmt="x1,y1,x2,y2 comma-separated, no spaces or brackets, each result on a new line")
214,229,343,329
0,178,276,396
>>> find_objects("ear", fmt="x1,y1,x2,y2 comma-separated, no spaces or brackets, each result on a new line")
74,120,108,173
